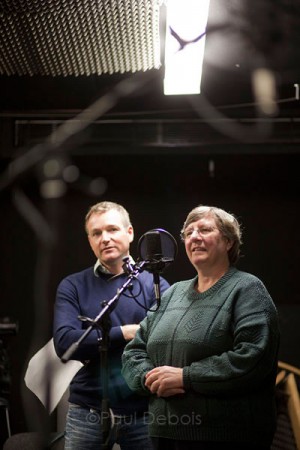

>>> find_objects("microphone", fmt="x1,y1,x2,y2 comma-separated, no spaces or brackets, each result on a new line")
138,228,177,307
138,228,177,273
145,230,163,269
144,230,163,305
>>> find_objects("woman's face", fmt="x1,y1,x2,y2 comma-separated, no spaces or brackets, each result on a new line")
183,214,232,270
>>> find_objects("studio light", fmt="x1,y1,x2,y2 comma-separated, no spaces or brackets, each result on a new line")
164,0,210,95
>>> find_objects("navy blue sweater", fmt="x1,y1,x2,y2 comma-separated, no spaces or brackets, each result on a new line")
53,265,169,415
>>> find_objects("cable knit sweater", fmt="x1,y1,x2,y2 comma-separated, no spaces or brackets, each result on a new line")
122,267,280,445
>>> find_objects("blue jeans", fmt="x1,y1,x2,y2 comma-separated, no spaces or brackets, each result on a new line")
64,403,153,450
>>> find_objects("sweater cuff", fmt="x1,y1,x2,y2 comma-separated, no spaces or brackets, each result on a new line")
110,325,125,344
183,366,192,390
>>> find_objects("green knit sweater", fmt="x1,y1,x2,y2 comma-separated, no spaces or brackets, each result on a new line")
122,267,280,445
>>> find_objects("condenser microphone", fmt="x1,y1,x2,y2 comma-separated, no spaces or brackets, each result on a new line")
144,230,163,305
138,228,177,273
145,230,163,262
138,228,177,307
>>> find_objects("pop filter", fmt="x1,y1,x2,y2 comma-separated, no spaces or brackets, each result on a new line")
137,228,177,273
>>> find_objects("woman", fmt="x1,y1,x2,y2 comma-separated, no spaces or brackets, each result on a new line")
122,205,280,450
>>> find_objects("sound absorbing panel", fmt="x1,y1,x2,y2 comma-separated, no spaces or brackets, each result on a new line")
0,0,162,76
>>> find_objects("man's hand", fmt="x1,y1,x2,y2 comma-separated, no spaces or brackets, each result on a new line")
121,324,140,341
145,366,185,397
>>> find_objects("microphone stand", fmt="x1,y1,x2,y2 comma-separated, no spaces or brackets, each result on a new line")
61,258,146,450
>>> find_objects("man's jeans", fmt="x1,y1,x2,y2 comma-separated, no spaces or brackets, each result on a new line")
64,403,153,450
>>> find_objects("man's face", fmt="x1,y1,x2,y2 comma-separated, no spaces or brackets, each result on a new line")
86,209,134,272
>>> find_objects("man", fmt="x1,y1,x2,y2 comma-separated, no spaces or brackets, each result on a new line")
53,201,170,450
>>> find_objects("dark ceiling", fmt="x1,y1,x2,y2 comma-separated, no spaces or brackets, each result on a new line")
0,0,299,115
0,0,300,163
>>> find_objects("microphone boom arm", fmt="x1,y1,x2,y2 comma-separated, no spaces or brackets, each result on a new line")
61,258,147,363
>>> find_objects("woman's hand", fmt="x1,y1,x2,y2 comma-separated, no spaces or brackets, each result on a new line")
145,366,185,397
